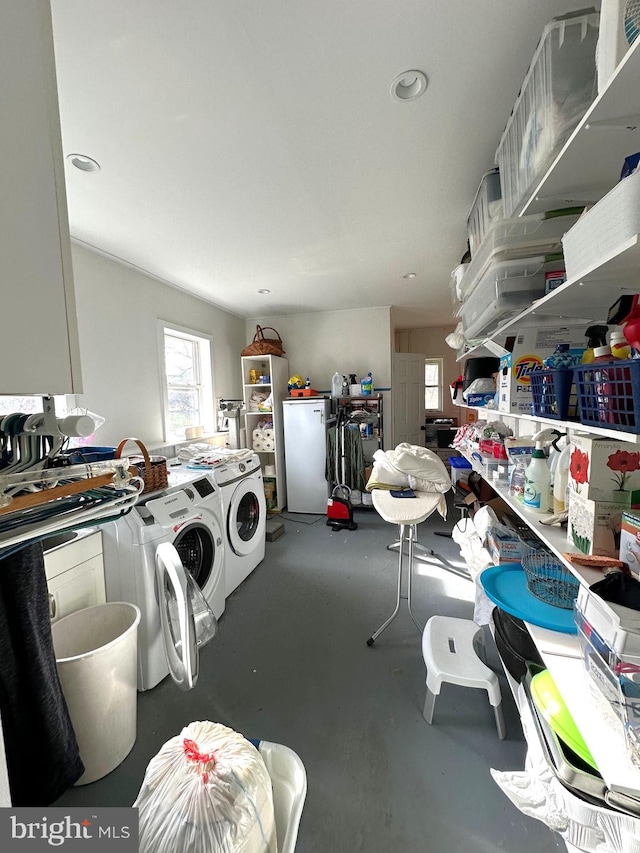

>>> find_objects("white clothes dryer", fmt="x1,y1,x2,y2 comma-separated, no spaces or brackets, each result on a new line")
101,472,225,691
214,452,266,596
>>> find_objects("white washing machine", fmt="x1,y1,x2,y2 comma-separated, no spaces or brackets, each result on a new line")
214,452,266,596
101,472,225,691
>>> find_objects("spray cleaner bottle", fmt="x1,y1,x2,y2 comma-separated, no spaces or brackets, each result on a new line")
581,324,608,364
523,427,559,514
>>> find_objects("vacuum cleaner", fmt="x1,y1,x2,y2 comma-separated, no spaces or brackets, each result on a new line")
326,406,357,532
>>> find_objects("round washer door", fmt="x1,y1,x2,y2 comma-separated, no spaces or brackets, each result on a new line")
173,515,224,602
227,476,265,556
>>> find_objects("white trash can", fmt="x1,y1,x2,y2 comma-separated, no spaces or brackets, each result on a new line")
52,601,141,786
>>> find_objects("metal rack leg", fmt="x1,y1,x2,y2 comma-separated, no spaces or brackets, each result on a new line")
406,524,423,632
367,524,406,646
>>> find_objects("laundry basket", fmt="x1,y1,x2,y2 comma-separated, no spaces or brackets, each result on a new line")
255,740,307,853
520,546,580,610
52,602,141,785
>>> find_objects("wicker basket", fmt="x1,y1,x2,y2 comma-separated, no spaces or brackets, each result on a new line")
241,325,285,357
115,437,168,495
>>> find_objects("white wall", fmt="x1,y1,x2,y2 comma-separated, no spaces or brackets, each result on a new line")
71,244,246,447
245,307,392,392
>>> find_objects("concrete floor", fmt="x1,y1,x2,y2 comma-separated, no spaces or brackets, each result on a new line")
55,503,564,852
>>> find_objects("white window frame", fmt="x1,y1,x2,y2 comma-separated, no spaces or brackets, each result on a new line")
424,357,443,413
158,321,215,443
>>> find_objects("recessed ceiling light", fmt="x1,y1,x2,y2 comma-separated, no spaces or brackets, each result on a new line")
258,289,271,294
66,153,101,173
403,272,417,279
391,70,428,102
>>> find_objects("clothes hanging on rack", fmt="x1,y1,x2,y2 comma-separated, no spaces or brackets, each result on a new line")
0,542,84,804
326,425,366,492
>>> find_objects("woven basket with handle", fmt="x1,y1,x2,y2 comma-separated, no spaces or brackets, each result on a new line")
241,325,285,357
115,437,168,495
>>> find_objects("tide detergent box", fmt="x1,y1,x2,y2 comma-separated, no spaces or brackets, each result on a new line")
498,326,584,415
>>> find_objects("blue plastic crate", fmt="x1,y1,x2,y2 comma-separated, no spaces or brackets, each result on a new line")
529,368,577,420
574,359,640,433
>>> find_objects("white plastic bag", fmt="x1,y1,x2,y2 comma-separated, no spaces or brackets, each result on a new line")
134,721,277,853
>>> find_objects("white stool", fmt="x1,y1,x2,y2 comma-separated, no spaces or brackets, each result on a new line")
421,615,506,739
367,490,469,646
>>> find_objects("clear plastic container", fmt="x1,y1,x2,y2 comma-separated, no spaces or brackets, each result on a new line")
458,210,581,302
495,9,599,217
460,256,549,342
467,168,502,257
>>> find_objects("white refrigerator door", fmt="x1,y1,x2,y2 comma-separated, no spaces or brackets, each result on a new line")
283,398,331,513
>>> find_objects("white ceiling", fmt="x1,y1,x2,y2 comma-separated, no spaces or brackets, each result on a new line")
49,0,597,329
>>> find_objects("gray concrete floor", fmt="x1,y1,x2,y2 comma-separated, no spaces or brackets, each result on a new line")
56,503,563,852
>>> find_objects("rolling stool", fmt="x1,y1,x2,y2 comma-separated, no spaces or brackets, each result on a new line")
367,490,447,646
421,615,506,739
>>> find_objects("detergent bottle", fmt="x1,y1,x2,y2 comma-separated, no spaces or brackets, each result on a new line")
581,324,608,364
523,441,550,513
361,372,373,396
331,372,342,397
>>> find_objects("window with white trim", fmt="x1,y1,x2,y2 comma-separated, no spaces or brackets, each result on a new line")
159,322,214,442
425,358,443,411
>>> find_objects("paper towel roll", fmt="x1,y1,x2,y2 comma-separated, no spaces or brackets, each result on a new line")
263,428,274,440
253,437,264,451
262,438,275,452
252,428,263,442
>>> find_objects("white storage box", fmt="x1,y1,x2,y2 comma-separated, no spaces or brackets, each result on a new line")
458,210,580,303
461,256,548,342
495,9,599,217
562,167,640,281
467,168,502,257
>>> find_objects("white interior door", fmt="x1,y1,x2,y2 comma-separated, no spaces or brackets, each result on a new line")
391,352,425,448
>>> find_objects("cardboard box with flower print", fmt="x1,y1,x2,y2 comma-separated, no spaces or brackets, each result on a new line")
568,436,640,507
567,490,627,558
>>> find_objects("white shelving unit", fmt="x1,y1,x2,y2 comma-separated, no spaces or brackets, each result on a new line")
241,354,289,511
454,37,640,812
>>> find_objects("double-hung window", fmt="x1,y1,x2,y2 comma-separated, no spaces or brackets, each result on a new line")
424,357,443,412
159,322,214,442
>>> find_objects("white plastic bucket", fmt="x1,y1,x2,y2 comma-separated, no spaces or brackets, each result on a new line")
52,601,141,785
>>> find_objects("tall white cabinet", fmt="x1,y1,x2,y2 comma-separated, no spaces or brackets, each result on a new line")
241,354,289,511
0,0,82,394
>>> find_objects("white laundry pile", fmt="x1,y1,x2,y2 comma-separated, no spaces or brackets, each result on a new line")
366,443,451,518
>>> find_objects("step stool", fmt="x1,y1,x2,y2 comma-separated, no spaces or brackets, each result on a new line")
421,615,505,739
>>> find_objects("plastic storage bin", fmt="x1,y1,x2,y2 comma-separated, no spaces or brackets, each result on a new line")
52,601,141,785
458,210,580,303
562,167,640,281
495,9,599,217
460,256,549,342
467,168,502,257
574,358,640,433
449,455,472,487
529,367,578,420
574,588,640,767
